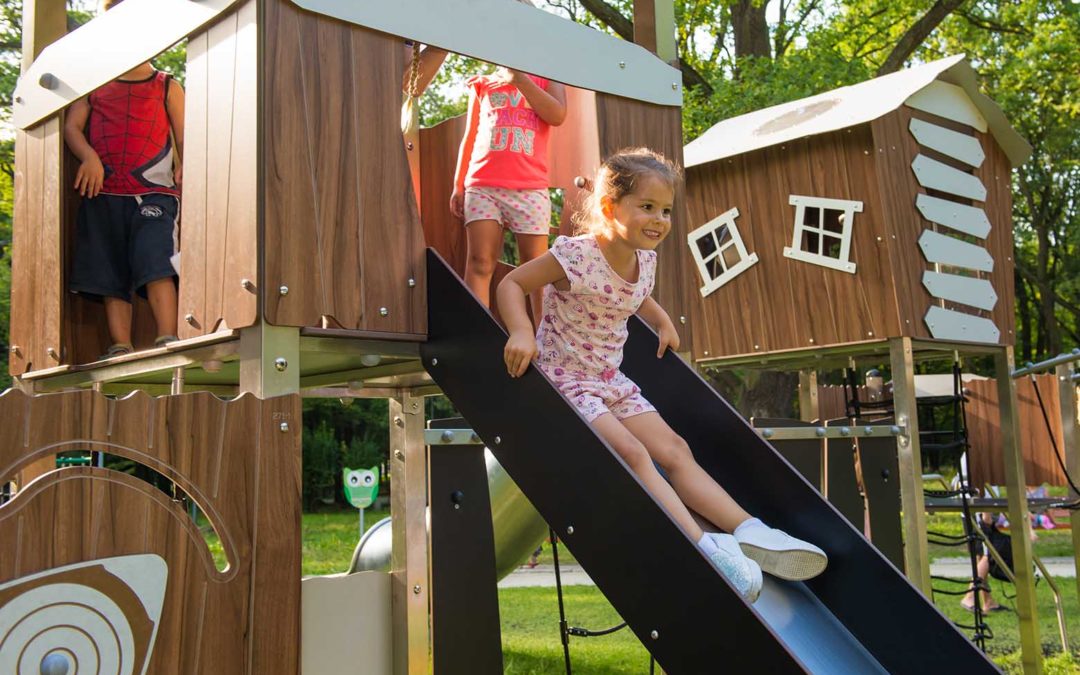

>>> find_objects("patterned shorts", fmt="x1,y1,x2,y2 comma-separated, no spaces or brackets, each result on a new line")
555,372,656,423
464,186,551,235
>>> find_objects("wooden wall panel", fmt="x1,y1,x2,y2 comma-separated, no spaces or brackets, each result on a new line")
595,94,691,351
872,106,1014,345
263,0,425,335
9,120,63,375
965,375,1064,486
684,126,898,359
179,0,258,339
0,389,301,674
419,116,468,274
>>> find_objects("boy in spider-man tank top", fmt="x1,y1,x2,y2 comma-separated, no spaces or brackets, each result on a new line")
63,0,184,359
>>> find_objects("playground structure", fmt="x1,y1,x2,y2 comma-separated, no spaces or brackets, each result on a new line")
0,1,1067,674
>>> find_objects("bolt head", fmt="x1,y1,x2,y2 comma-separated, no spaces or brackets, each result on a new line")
241,278,255,291
394,416,404,428
185,313,196,324
379,307,389,317
619,61,626,68
671,82,678,90
494,436,501,445
679,315,686,325
650,630,659,640
413,584,422,594
279,285,289,296
395,450,405,460
408,278,417,288
274,357,288,372
441,430,455,443
431,357,439,366
279,422,290,432
566,525,574,535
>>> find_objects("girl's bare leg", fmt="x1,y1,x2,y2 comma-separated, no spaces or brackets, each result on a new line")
591,413,704,540
621,412,752,533
515,232,548,319
463,219,504,307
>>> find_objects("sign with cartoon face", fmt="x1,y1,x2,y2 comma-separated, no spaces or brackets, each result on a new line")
343,467,379,509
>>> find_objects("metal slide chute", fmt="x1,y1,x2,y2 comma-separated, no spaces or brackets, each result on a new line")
420,249,997,674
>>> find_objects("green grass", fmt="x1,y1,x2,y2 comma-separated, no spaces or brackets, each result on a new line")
290,510,1079,672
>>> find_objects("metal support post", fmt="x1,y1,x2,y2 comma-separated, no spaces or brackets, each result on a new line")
390,391,429,675
1057,364,1080,602
238,323,300,398
995,347,1042,675
797,369,819,422
888,337,931,594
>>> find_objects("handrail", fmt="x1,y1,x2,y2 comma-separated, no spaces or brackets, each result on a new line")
1011,348,1080,378
14,0,240,129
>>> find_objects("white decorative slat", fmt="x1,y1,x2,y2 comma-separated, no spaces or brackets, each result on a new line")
908,118,985,167
915,194,991,238
291,0,682,107
905,80,988,132
922,271,998,311
911,155,987,202
924,306,1000,343
13,0,241,129
917,230,994,272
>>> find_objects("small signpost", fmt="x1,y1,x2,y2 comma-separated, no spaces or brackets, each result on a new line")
343,466,380,536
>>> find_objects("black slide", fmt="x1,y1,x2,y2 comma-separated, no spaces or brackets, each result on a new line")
421,249,997,674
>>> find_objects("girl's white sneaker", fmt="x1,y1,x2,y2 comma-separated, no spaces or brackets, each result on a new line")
705,533,763,603
734,524,827,581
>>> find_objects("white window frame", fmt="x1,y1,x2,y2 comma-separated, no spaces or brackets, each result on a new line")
783,195,863,274
687,207,759,297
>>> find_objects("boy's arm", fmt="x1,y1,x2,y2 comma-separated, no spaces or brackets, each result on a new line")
497,253,566,377
509,73,566,126
636,296,680,357
166,78,185,187
450,89,481,218
64,97,104,198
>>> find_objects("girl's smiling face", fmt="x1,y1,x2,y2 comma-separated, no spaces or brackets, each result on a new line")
602,174,674,251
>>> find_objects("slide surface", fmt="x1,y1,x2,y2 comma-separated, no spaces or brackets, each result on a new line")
421,250,997,674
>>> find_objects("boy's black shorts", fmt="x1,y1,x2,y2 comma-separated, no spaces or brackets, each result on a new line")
70,193,179,302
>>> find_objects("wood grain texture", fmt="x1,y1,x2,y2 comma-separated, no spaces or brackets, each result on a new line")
684,126,899,359
178,0,258,339
595,94,691,353
9,120,63,375
263,0,425,335
0,389,301,674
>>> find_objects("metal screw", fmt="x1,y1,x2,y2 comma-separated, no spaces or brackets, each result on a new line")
566,526,574,535
274,357,288,372
413,584,422,594
470,433,481,444
619,61,626,69
679,315,686,325
494,436,501,445
671,82,678,90
408,278,416,288
431,358,439,366
650,630,659,640
47,347,59,361
840,427,851,436
864,426,873,435
441,430,455,444
14,95,22,104
185,313,196,325
279,422,290,432
395,450,405,460
406,141,414,151
241,278,256,292
890,426,901,435
379,307,389,317
279,285,289,296
9,345,20,356
815,427,826,437
394,416,404,428
762,428,774,439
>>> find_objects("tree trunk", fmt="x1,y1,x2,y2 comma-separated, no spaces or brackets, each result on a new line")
731,0,771,59
1015,270,1032,363
877,0,965,75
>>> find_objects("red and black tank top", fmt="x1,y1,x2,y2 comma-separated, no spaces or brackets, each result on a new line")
88,70,179,197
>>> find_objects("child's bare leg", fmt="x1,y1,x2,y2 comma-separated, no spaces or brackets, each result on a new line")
621,412,752,533
515,233,548,319
103,297,133,346
591,413,704,539
464,219,503,307
145,277,178,337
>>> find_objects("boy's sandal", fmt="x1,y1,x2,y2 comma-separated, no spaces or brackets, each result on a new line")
154,335,179,347
101,343,134,360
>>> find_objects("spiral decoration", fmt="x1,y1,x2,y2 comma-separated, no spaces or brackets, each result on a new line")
0,555,168,675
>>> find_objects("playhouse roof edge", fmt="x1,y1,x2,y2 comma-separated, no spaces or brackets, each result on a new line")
684,55,1031,169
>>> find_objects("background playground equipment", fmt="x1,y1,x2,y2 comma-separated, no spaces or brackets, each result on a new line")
344,466,380,536
0,2,1052,675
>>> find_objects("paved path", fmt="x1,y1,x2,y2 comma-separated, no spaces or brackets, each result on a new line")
499,557,1078,589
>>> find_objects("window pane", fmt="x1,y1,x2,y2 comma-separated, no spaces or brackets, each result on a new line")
708,255,726,279
823,208,845,234
696,233,717,259
825,235,842,259
802,207,821,228
802,229,821,255
715,224,732,246
722,245,742,270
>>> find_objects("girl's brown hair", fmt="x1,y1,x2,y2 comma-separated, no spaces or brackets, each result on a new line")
572,148,681,235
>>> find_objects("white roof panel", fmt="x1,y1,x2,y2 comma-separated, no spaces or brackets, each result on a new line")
684,55,1030,168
